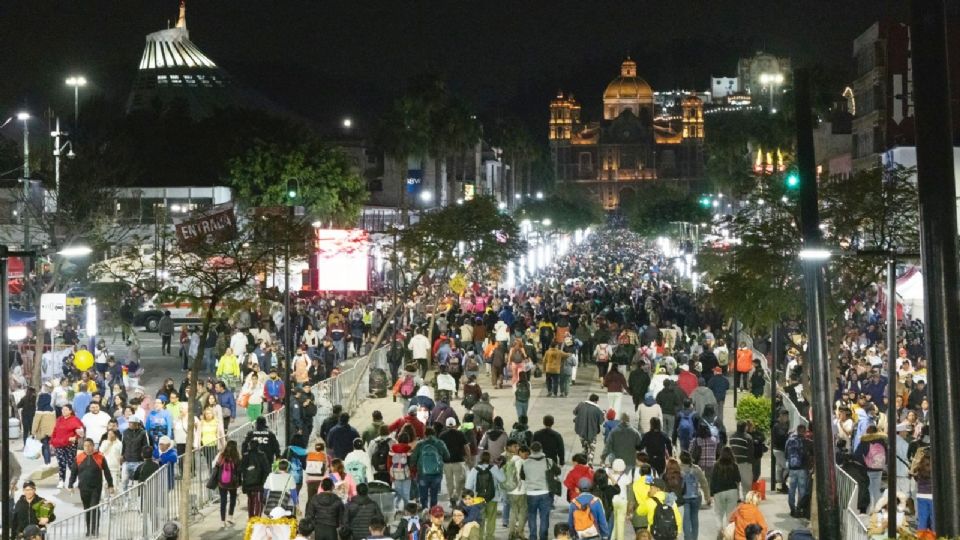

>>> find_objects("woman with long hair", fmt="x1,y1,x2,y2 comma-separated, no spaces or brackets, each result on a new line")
710,446,742,528
912,448,934,531
215,440,241,528
727,490,768,540
50,404,84,488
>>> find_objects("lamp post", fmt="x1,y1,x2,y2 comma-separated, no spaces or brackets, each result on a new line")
51,117,74,200
16,113,30,252
65,75,87,128
0,246,35,540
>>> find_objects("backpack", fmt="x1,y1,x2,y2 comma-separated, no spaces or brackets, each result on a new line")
242,458,266,488
571,496,600,538
399,376,417,398
677,412,695,440
418,443,443,476
500,457,519,492
865,441,887,469
509,428,531,446
390,451,410,481
404,516,422,540
785,436,805,469
287,457,303,486
703,419,720,441
305,457,326,477
345,459,367,484
717,348,730,367
650,501,678,540
465,356,480,372
788,529,816,540
515,382,531,403
596,346,610,362
371,439,391,473
475,466,496,501
220,461,234,485
681,470,699,500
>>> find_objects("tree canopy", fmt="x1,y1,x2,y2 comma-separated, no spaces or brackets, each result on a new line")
514,190,604,233
226,140,367,227
621,185,712,239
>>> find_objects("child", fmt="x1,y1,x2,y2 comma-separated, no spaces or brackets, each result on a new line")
602,409,619,440
553,523,572,540
393,502,421,540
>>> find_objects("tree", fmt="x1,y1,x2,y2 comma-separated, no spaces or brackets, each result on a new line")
704,111,794,196
621,185,712,239
515,190,604,233
377,92,432,223
103,210,310,540
227,140,367,226
426,84,481,206
699,166,920,337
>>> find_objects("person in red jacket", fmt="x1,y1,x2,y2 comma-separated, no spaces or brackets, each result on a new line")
388,406,426,440
677,364,699,396
50,404,84,488
562,453,594,501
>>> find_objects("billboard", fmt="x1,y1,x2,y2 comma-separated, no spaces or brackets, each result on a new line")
313,229,370,291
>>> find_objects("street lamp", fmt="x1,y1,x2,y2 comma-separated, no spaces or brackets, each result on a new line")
51,118,75,198
57,245,93,257
65,75,87,127
342,117,353,129
17,112,30,252
542,218,552,227
419,190,433,203
535,191,544,200
759,73,784,112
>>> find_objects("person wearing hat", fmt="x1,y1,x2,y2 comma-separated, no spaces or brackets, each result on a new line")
567,476,609,540
21,524,44,540
424,505,447,540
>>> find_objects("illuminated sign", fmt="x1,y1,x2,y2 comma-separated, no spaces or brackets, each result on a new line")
313,229,370,292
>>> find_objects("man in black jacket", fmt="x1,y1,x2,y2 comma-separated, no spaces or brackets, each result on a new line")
532,415,565,466
627,364,651,410
121,417,150,490
304,477,346,540
240,440,272,517
242,416,281,464
72,438,114,536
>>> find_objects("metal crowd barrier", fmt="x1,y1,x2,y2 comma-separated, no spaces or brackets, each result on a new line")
44,408,285,540
837,465,870,540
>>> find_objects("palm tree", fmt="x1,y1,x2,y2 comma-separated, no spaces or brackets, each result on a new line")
377,94,431,224
424,84,480,207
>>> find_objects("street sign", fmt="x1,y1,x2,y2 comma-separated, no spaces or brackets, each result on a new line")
449,274,468,295
175,202,238,251
40,293,67,321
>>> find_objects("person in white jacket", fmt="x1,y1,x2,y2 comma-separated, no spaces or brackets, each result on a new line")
343,438,375,484
635,393,663,436
230,329,249,360
99,429,123,495
494,320,510,345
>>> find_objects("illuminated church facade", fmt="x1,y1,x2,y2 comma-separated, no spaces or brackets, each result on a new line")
549,59,706,209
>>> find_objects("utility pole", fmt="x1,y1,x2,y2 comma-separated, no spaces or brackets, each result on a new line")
909,0,960,534
770,322,781,489
886,259,897,540
283,205,293,445
19,116,30,252
794,68,840,538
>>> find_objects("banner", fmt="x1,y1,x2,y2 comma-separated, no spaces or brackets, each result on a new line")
175,202,237,250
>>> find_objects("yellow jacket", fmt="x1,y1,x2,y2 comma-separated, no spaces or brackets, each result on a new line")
643,492,682,533
543,348,564,374
217,354,240,377
632,475,651,516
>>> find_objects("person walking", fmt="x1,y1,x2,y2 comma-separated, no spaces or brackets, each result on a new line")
656,380,685,445
678,451,710,540
573,395,605,463
214,440,241,528
523,442,557,540
727,490,768,540
120,416,151,490
465,451,505,540
410,427,450,509
728,422,755,497
710,447,742,529
440,417,470,506
637,417,672,476
71,438,114,536
770,410,790,493
239,439,272,517
50,404,84,489
304,477,347,540
347,483,385,540
602,365,628,418
602,413,642,470
543,344,564,397
853,424,887,512
31,392,56,466
567,477,610,540
532,415,565,467
515,372,532,419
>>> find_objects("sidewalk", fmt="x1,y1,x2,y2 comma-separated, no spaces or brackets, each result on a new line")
191,364,809,539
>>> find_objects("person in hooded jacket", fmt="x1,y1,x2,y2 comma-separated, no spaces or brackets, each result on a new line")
479,417,509,461
635,394,662,436
347,482,385,540
562,454,594,502
304,477,346,540
602,413,643,471
628,363,651,410
573,394,605,460
31,392,56,466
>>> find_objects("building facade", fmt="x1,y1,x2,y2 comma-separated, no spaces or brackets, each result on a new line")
737,51,792,111
549,59,706,209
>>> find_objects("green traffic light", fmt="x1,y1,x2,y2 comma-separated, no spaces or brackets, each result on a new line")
785,172,800,189
288,189,297,198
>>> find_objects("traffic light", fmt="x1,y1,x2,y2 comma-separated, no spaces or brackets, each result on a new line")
699,196,711,208
785,171,800,190
287,189,297,199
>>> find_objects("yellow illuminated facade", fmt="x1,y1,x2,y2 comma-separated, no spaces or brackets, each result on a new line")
550,58,706,209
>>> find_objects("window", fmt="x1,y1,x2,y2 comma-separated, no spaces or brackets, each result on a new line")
578,152,593,175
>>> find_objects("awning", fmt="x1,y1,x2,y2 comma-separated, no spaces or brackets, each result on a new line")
10,309,36,324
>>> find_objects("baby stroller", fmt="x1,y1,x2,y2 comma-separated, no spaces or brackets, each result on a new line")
366,480,395,517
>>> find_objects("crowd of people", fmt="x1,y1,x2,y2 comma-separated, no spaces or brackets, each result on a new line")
5,225,936,540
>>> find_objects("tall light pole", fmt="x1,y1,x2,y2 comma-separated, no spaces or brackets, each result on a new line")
51,117,74,199
16,112,30,252
65,75,87,128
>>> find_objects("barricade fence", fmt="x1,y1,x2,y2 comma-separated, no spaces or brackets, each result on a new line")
837,465,869,540
43,344,391,539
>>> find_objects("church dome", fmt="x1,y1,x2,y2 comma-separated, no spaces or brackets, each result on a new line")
603,59,654,101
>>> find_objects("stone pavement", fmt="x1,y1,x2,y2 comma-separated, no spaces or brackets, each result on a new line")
191,363,809,539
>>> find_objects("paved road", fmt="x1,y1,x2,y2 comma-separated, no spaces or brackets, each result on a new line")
192,361,808,539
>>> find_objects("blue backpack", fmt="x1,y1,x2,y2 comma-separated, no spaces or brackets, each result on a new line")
678,411,695,440
682,470,699,500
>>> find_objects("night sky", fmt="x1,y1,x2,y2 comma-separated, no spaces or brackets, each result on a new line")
1,0,908,132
